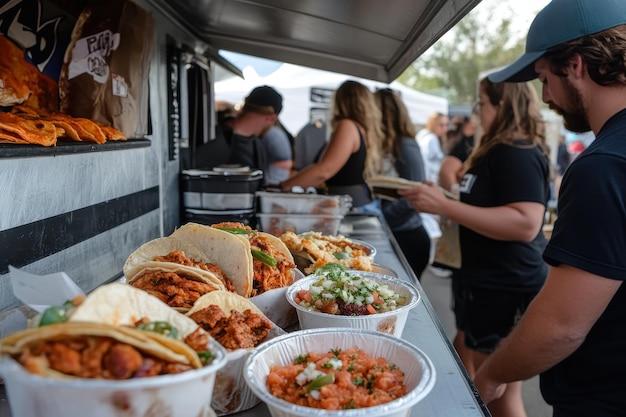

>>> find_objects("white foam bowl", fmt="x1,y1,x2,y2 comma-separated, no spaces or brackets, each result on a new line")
244,328,436,417
0,342,227,417
286,272,420,337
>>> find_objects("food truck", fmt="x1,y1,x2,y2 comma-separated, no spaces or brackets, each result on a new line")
0,0,491,416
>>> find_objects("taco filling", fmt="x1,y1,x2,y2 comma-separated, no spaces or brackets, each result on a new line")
212,222,295,296
18,335,194,379
153,250,235,292
129,269,222,309
188,305,272,350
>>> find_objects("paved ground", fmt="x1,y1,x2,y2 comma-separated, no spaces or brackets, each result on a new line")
419,268,553,417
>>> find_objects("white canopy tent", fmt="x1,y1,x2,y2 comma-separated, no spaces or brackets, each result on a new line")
214,63,448,135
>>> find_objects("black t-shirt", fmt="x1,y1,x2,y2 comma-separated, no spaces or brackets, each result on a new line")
457,141,550,292
449,134,475,162
540,109,626,413
193,125,268,172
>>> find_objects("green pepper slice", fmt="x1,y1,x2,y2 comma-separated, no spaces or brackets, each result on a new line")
215,227,255,235
308,373,335,392
136,321,180,339
38,300,76,327
198,350,214,365
251,249,277,267
333,251,350,260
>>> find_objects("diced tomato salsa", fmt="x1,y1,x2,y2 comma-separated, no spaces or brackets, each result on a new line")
266,347,407,410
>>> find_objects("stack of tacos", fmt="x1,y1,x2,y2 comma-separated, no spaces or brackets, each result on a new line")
171,222,296,297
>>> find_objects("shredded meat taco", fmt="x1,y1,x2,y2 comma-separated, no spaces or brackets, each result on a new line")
186,290,273,350
171,223,254,297
25,283,224,367
0,322,202,379
124,236,235,293
211,222,296,296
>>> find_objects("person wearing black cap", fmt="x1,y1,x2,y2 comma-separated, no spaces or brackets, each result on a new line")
470,0,626,415
195,85,282,172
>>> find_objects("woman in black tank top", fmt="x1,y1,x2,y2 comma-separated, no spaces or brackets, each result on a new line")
281,80,383,211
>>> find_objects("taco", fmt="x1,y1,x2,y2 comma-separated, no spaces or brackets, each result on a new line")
127,264,225,311
186,290,283,415
29,283,222,364
124,236,235,292
171,223,254,297
69,283,213,351
186,290,273,350
210,222,296,296
0,322,202,379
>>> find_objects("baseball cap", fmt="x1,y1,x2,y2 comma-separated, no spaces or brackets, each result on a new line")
489,0,626,83
244,85,283,114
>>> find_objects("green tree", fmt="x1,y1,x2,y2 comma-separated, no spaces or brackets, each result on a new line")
397,3,527,105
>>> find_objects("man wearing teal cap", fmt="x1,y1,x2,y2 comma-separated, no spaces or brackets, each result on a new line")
474,0,626,416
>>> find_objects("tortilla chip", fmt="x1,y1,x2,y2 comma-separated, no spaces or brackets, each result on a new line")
0,112,57,146
49,113,107,144
99,124,127,141
0,35,58,112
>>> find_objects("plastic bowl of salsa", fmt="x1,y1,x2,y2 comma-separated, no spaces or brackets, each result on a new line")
244,327,435,417
285,264,420,337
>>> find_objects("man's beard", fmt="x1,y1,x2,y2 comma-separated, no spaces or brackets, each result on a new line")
551,77,591,133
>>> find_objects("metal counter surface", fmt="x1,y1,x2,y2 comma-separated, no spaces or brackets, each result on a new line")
0,214,490,417
232,214,490,417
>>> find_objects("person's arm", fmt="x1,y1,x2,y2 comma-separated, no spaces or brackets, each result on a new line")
474,265,621,403
439,155,463,191
281,119,357,190
398,183,544,242
272,160,293,170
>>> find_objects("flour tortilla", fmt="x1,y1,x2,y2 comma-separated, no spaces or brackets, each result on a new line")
123,236,226,289
171,223,254,297
69,283,206,340
186,290,264,318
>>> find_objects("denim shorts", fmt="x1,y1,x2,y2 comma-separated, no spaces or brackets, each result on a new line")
454,284,537,353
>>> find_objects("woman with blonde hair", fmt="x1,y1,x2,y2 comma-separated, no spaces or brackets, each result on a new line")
281,80,383,213
373,88,430,279
400,77,551,417
417,111,449,182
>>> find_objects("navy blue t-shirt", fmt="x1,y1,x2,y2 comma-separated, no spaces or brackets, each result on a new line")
540,109,626,415
457,141,550,292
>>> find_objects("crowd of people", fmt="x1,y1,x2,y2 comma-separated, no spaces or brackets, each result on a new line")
204,3,626,413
